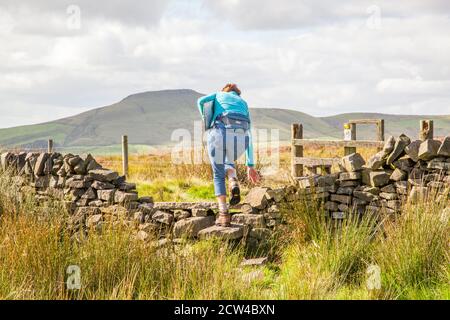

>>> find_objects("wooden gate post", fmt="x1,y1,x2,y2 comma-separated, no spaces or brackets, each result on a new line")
377,119,385,142
47,139,53,153
419,120,434,140
122,135,129,177
291,123,303,178
344,123,356,155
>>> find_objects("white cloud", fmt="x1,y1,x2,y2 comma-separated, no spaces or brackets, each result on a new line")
0,0,449,128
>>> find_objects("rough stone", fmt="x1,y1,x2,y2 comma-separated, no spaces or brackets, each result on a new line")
341,153,365,172
369,171,390,187
330,194,352,204
427,160,450,171
66,178,90,189
152,210,174,225
86,214,103,228
366,151,385,170
118,182,137,191
339,180,359,187
409,186,429,203
88,169,119,182
91,180,115,190
353,191,377,202
382,136,396,155
418,139,441,161
34,153,49,176
379,192,398,200
331,212,346,219
324,201,339,211
437,136,450,157
173,216,215,238
380,184,396,193
191,208,209,217
336,187,354,195
97,189,116,203
297,176,318,189
386,134,411,165
240,257,268,267
136,230,149,241
198,224,244,240
114,191,139,203
81,188,96,200
249,228,271,240
390,168,407,182
243,187,269,209
339,172,361,181
405,140,422,162
231,214,266,228
392,157,414,172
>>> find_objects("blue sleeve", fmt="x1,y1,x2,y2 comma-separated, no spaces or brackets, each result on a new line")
197,93,216,116
246,121,255,167
246,130,255,167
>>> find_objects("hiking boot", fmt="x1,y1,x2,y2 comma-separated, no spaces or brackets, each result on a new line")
229,177,241,206
216,211,231,227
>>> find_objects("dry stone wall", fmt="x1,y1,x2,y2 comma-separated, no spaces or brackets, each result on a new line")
0,151,294,247
0,134,448,246
297,135,450,219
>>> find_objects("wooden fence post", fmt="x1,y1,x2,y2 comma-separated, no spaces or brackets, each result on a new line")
122,135,129,177
48,139,53,153
291,123,303,178
344,123,356,155
420,120,433,140
377,119,385,142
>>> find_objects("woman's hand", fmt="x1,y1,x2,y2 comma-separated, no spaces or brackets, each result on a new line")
247,166,260,184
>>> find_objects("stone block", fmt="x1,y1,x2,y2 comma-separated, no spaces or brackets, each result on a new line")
231,213,266,228
369,171,390,187
198,224,244,240
341,153,365,172
386,134,411,165
418,139,441,161
437,136,450,157
173,216,215,238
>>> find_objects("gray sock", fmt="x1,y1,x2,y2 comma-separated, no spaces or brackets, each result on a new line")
218,202,228,213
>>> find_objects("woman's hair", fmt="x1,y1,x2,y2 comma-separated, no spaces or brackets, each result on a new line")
222,83,241,96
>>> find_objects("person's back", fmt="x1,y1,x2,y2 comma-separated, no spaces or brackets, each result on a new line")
213,91,250,120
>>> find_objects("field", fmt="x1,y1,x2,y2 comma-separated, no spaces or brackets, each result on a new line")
0,146,448,299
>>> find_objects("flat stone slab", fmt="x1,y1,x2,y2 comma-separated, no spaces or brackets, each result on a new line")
197,224,244,240
240,257,268,267
173,216,215,238
154,202,240,211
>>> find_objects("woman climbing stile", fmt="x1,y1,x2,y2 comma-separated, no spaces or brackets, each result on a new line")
197,84,260,227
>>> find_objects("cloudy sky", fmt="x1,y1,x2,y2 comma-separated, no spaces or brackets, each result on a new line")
1,0,450,128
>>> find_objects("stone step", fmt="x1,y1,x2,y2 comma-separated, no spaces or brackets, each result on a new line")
197,224,244,240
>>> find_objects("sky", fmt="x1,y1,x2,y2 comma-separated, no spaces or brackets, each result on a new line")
1,0,450,128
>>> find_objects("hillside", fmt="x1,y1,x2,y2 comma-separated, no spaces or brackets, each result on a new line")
0,89,449,150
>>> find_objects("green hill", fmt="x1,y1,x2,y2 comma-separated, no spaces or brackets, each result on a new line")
0,89,448,151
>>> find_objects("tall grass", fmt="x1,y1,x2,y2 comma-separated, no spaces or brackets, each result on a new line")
0,166,448,299
374,200,449,299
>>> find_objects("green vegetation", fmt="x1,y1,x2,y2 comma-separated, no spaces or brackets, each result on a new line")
0,168,448,300
1,89,449,150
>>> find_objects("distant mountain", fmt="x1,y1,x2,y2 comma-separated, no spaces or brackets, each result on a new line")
0,89,449,150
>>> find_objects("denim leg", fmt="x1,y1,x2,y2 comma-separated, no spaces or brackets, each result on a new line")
207,125,227,196
225,128,249,168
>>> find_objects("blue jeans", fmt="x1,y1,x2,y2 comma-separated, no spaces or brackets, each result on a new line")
207,122,250,196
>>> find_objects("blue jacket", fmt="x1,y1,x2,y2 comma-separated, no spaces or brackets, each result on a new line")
197,91,255,167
